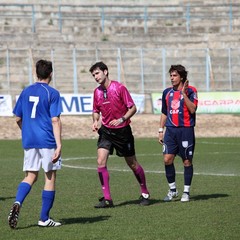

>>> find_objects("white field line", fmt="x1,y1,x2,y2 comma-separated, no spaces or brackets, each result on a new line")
62,151,239,161
197,141,240,145
61,163,238,176
62,154,239,177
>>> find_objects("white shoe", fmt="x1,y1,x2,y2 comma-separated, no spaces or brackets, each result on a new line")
181,193,190,202
38,218,61,227
163,190,178,202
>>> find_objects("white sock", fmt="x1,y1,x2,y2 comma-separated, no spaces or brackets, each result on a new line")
169,182,176,190
183,185,190,193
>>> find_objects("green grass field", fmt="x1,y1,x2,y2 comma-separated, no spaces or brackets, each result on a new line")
0,138,239,240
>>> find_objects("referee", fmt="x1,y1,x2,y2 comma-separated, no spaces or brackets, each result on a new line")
90,61,150,208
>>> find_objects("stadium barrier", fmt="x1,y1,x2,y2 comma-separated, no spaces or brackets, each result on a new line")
1,47,240,98
0,3,239,34
1,92,239,117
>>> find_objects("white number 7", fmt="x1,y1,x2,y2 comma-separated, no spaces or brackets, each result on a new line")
29,96,39,118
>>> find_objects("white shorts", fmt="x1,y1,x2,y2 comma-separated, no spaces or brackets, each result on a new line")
23,148,62,172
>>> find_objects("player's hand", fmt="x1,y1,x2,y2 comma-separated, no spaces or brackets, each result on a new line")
182,80,189,94
92,121,99,132
109,118,122,126
158,132,164,145
52,148,61,163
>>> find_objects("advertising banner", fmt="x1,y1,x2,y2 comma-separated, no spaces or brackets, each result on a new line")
151,92,240,114
151,93,163,114
197,92,240,113
60,93,145,115
12,94,145,116
61,94,93,115
0,95,13,116
130,93,145,113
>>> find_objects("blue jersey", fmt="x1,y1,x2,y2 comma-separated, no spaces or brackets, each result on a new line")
13,82,62,149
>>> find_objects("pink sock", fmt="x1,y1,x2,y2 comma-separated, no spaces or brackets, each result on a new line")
134,165,149,195
97,167,111,200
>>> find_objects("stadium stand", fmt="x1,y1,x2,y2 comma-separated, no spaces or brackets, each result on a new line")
0,0,240,105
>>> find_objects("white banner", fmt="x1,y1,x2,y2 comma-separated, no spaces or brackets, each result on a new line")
61,94,93,115
130,93,145,113
0,95,13,116
151,92,240,114
60,93,145,115
197,92,240,113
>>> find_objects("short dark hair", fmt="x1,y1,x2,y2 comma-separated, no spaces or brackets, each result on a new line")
169,64,188,83
89,61,109,76
36,59,53,80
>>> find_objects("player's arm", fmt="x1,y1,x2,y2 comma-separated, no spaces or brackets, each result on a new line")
16,116,22,130
92,112,100,131
158,113,167,145
52,116,62,163
182,80,197,114
109,104,137,126
109,84,137,126
124,104,137,120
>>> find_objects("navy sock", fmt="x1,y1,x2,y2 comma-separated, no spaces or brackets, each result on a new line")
184,165,193,186
165,164,176,184
40,190,55,222
15,182,31,205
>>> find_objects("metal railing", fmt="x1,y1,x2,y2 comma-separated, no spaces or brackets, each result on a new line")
0,3,240,34
0,47,239,96
0,4,36,32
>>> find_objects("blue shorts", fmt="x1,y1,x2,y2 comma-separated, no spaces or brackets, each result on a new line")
163,127,195,161
97,125,135,157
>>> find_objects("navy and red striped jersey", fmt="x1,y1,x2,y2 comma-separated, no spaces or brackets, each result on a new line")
161,86,198,127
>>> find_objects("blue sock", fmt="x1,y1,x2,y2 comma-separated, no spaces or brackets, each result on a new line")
184,165,193,186
165,164,176,183
40,190,55,222
15,182,31,205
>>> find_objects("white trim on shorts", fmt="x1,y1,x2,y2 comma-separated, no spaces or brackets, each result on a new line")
23,148,62,172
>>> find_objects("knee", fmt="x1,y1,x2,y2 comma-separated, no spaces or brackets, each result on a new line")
24,175,38,186
164,156,174,165
183,160,192,167
163,153,175,165
164,160,171,165
97,158,107,168
128,162,138,171
125,156,138,170
33,176,38,183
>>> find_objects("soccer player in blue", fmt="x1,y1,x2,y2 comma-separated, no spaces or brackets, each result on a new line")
158,65,198,202
8,59,62,228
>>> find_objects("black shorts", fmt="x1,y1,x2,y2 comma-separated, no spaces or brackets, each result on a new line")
97,125,135,157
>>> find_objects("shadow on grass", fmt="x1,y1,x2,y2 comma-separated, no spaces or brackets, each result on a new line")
115,198,161,207
60,215,111,225
116,194,229,206
191,193,229,201
0,196,15,201
16,216,111,229
17,224,38,230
